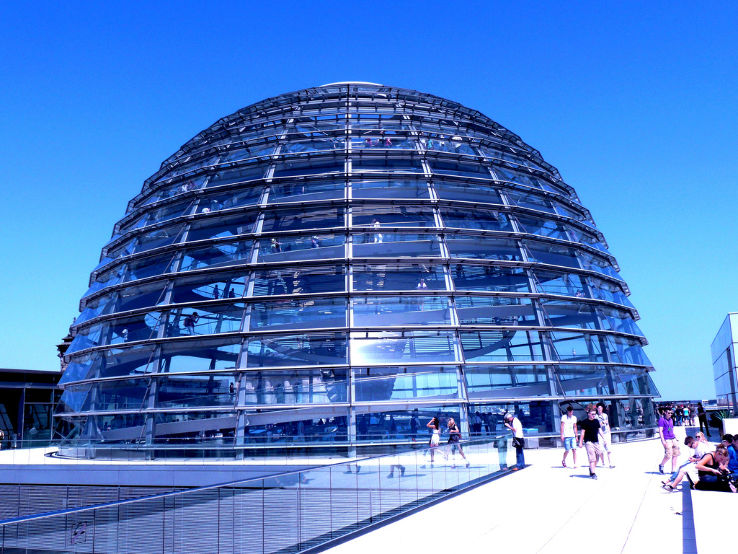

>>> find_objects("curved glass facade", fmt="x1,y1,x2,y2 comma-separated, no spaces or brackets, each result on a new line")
57,82,658,457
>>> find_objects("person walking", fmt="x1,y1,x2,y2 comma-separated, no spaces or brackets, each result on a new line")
658,407,680,475
578,405,602,480
596,402,614,468
427,416,443,463
697,403,711,438
560,405,578,468
504,412,525,469
446,417,470,468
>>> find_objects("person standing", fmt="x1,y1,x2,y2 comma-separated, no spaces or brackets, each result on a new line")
658,407,680,475
578,405,602,479
560,405,578,469
504,412,525,469
446,417,470,468
596,402,614,468
697,403,711,438
427,416,442,463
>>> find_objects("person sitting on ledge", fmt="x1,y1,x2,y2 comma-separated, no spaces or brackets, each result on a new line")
694,446,736,493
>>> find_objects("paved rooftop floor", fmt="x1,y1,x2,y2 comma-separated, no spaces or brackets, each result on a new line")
327,431,735,554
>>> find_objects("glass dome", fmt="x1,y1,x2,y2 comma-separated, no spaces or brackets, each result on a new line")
56,83,658,458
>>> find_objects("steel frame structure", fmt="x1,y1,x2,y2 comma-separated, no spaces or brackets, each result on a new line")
57,82,658,458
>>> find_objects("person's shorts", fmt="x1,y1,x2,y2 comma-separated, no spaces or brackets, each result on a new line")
585,441,603,463
598,433,612,453
663,439,680,458
563,437,576,451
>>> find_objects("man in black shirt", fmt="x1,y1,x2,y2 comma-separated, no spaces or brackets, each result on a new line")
578,405,602,480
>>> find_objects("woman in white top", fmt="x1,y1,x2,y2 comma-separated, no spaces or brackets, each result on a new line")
427,416,442,463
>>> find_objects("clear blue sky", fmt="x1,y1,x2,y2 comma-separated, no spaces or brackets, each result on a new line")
1,2,736,400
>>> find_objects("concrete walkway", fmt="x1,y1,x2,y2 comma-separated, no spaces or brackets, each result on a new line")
326,434,734,553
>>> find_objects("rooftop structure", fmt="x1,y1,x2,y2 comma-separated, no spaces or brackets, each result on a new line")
711,313,738,413
56,83,658,459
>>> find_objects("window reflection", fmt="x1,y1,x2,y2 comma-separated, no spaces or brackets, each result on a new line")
350,330,459,364
353,263,447,291
452,264,530,292
246,333,348,367
251,265,345,296
353,296,451,326
249,298,346,331
352,232,442,257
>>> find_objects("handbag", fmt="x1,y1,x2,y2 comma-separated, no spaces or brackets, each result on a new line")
512,437,525,449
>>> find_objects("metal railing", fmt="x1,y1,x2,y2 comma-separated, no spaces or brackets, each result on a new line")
0,435,515,553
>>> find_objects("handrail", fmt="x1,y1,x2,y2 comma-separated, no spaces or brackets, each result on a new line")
1,435,506,528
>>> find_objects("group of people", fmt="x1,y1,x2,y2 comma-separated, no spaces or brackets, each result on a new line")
560,403,613,480
426,416,470,468
658,406,737,493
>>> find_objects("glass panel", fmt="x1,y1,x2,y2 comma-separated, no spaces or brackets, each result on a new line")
430,160,492,178
151,411,236,445
123,255,173,282
187,213,258,242
465,365,551,398
351,134,416,150
170,273,247,303
460,330,544,362
441,208,512,231
114,282,168,312
352,232,442,257
157,373,237,409
353,263,447,291
612,368,659,396
355,405,462,443
133,224,184,254
588,276,633,307
197,186,262,213
221,141,277,161
352,296,452,326
268,179,345,203
540,298,601,330
515,214,572,240
107,311,164,344
525,241,581,269
249,298,347,331
147,199,193,224
350,330,459,364
421,134,476,155
506,190,556,214
246,333,348,367
87,378,150,411
66,322,105,354
468,401,556,434
165,304,245,337
241,412,349,445
256,233,345,263
549,331,606,362
180,241,253,271
352,205,436,228
446,236,522,260
207,166,267,188
556,365,612,397
351,178,429,199
353,366,459,402
577,250,620,279
273,159,345,178
533,269,588,297
452,264,530,292
434,181,502,204
241,368,348,405
251,265,345,296
282,138,346,153
261,207,345,232
160,339,241,373
604,335,651,366
97,345,158,379
455,296,537,326
351,156,423,173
